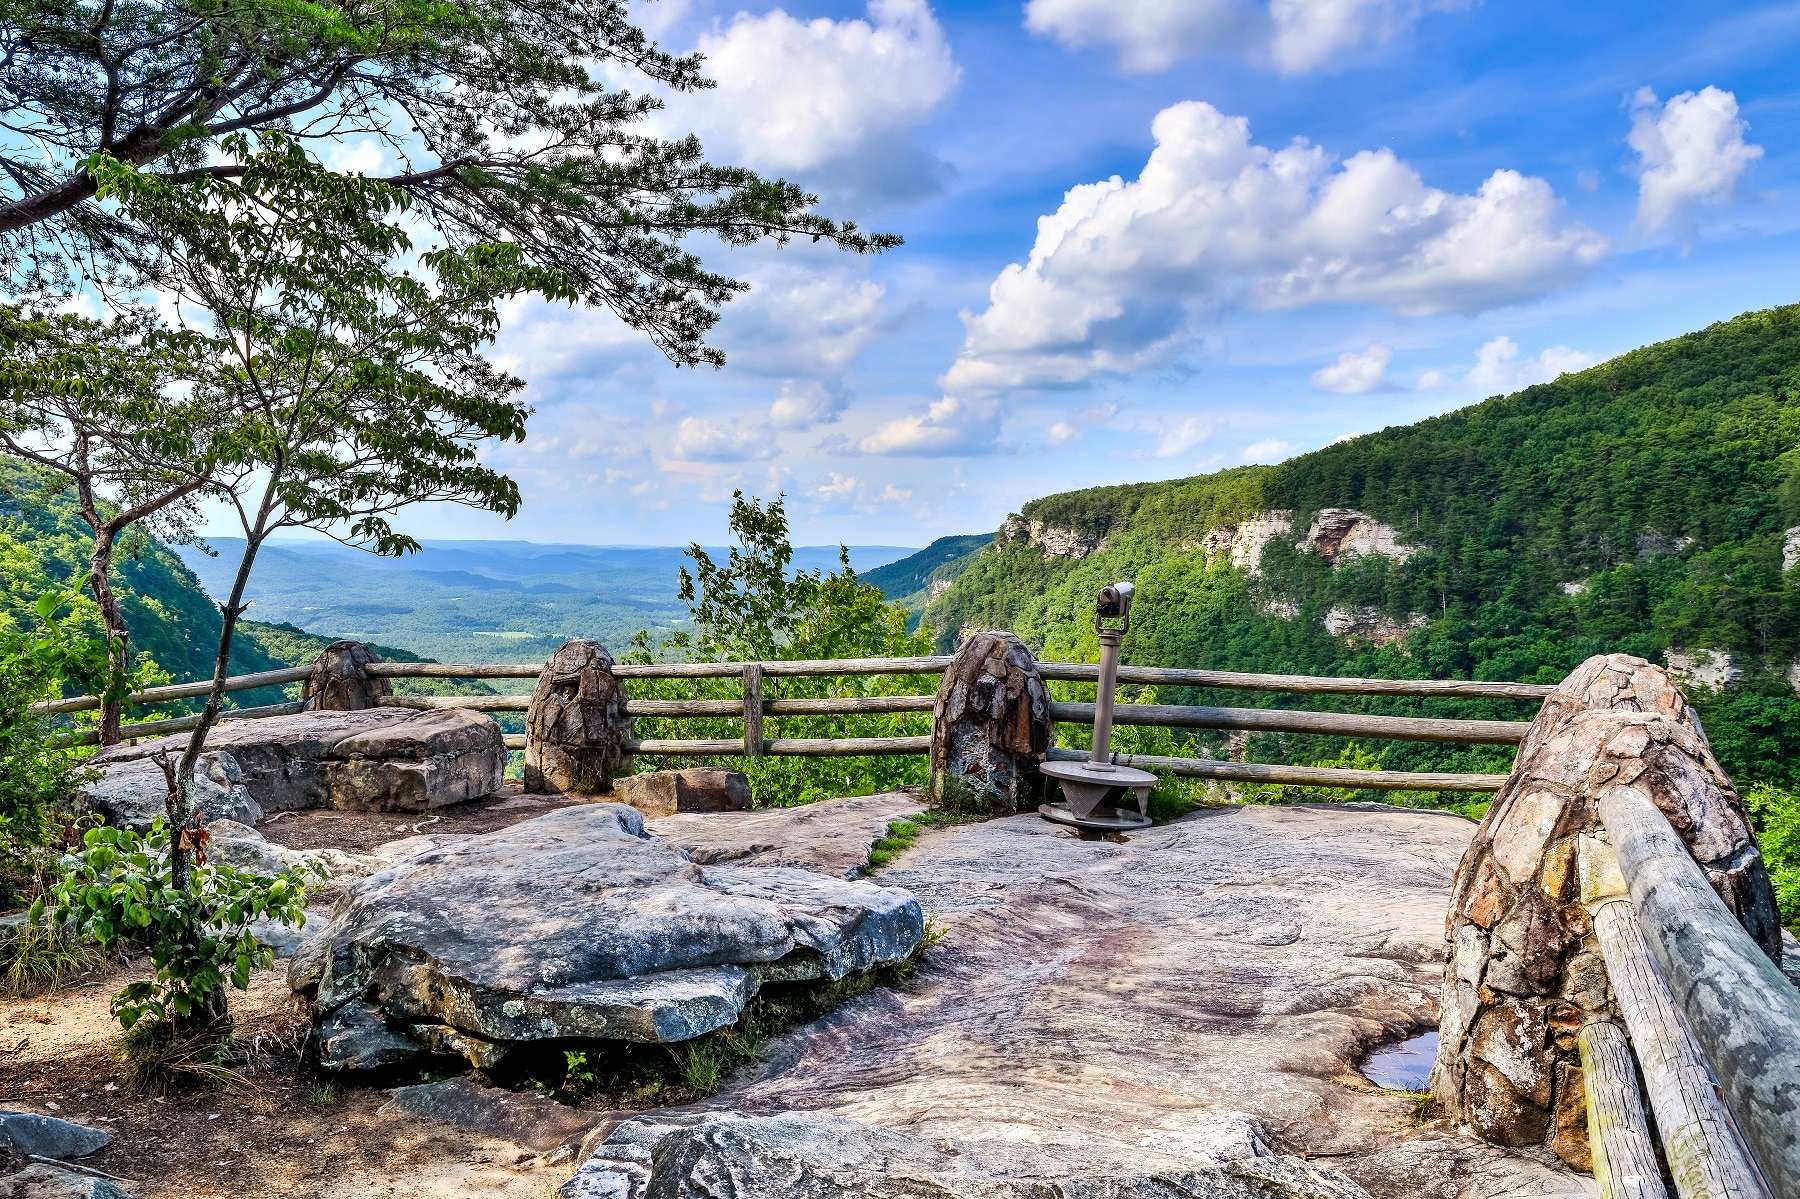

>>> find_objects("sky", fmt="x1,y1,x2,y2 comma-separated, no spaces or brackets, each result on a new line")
308,0,1800,548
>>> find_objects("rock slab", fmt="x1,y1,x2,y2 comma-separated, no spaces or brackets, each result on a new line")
291,804,923,1069
650,791,924,879
380,1078,606,1155
564,1111,1373,1199
93,708,506,813
77,751,260,833
0,1111,111,1159
615,769,751,817
0,1166,133,1199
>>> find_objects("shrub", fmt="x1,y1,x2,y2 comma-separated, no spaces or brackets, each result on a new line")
1743,783,1800,933
40,819,317,1033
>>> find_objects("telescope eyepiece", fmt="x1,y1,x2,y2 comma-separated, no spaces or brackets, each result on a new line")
1096,581,1135,619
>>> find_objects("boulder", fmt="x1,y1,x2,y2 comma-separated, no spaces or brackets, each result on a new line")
525,640,632,794
650,791,925,879
380,1078,607,1155
92,708,506,813
929,630,1050,815
301,640,392,711
77,751,260,832
562,1111,1372,1199
290,804,923,1069
615,769,751,817
0,1111,111,1158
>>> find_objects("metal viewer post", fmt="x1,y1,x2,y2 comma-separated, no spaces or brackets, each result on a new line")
1039,581,1156,833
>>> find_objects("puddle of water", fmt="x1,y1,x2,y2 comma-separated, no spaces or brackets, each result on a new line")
1361,1030,1438,1090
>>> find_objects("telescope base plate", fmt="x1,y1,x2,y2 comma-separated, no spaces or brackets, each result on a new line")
1038,802,1153,832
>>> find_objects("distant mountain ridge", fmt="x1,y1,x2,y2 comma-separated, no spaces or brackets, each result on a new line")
862,535,993,616
926,302,1800,790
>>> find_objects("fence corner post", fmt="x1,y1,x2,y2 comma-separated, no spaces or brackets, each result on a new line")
524,640,633,795
742,663,765,757
929,630,1051,815
302,640,392,711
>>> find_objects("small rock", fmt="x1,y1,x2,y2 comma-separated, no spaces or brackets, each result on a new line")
207,820,378,881
77,751,259,833
0,1111,111,1158
614,769,750,816
315,1004,424,1071
0,1164,134,1198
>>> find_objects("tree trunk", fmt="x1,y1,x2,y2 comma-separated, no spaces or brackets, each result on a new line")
84,522,131,746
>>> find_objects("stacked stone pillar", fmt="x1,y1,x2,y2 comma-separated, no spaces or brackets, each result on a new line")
524,640,633,794
302,640,393,711
1432,653,1781,1168
928,630,1052,815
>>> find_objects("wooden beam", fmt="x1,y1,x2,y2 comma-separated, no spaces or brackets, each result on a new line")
1597,787,1800,1198
1037,662,1554,699
1048,701,1529,744
378,696,532,711
30,664,315,715
1579,1018,1669,1199
1044,746,1506,792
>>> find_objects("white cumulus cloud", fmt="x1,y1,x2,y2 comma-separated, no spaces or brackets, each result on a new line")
671,0,960,203
768,380,848,429
856,396,1002,456
1421,336,1594,393
1311,343,1393,393
940,102,1606,397
1023,0,1464,74
1628,86,1763,234
670,416,778,462
1244,438,1294,463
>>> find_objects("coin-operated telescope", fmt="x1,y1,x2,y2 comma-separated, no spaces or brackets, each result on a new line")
1038,582,1157,832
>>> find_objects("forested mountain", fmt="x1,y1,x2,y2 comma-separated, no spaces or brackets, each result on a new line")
927,303,1800,790
863,535,992,615
0,459,284,685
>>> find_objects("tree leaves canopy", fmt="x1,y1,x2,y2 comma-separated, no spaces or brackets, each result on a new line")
0,0,899,362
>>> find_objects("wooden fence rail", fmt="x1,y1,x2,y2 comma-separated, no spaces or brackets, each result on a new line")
37,654,1539,788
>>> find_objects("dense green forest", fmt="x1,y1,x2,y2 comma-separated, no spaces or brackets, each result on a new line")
929,303,1800,793
0,459,285,688
863,534,991,616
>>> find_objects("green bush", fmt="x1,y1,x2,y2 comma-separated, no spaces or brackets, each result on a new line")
40,819,317,1031
1743,783,1800,933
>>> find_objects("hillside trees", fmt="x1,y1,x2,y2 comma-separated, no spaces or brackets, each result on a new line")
0,306,237,742
0,0,895,363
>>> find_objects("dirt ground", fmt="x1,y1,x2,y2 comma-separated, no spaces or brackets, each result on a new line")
0,790,607,1199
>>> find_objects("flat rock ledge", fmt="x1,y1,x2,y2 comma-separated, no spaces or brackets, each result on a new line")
93,708,506,814
648,790,925,879
290,804,923,1071
563,1110,1372,1199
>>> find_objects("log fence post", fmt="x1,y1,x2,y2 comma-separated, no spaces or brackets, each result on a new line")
524,640,633,794
742,663,765,758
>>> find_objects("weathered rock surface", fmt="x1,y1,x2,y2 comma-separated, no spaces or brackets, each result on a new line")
565,803,1587,1199
525,640,632,794
1001,515,1107,560
929,630,1050,815
94,708,506,813
77,750,260,832
1323,605,1427,647
0,1165,133,1199
564,1110,1373,1199
1299,509,1415,565
0,1110,111,1158
615,769,750,817
291,804,923,1069
649,791,924,879
302,640,392,711
1662,647,1740,691
380,1078,606,1155
1433,653,1780,1162
1201,512,1294,575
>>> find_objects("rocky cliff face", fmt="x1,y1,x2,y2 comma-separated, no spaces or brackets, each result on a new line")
1000,515,1106,560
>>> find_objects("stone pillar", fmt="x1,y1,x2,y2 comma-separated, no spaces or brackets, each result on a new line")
525,640,632,795
303,640,393,711
929,630,1052,815
1432,653,1780,1168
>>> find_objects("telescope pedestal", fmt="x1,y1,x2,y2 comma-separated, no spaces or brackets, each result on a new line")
1039,759,1156,832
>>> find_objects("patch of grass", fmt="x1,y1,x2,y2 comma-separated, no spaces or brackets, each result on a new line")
309,1084,336,1109
865,819,918,871
677,1040,722,1093
4,917,107,996
118,1016,245,1096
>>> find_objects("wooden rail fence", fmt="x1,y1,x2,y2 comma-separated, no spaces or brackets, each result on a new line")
33,655,1539,792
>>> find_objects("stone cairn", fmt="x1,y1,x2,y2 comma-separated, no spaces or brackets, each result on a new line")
524,639,633,794
929,630,1052,815
1432,653,1781,1168
302,640,393,711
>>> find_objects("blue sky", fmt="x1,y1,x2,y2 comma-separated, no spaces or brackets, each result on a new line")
370,0,1800,548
